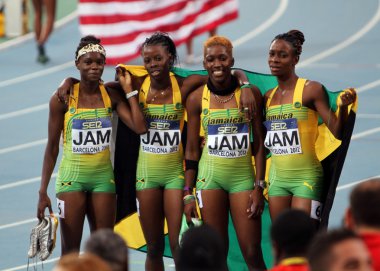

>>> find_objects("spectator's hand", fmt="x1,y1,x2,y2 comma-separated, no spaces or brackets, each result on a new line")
37,192,53,220
247,189,264,219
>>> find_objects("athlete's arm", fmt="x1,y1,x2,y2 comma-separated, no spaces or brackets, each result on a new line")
248,86,266,219
304,81,356,140
183,87,203,222
37,94,66,220
232,69,259,120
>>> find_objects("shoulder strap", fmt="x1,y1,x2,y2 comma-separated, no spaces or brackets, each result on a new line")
292,78,307,109
266,86,279,108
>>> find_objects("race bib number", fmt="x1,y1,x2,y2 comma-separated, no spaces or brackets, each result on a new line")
264,118,302,156
141,119,181,154
207,123,249,158
71,117,112,154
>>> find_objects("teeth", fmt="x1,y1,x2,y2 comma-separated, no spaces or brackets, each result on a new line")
213,71,223,75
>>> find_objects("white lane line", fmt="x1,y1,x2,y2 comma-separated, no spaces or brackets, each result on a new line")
193,0,289,62
298,0,380,68
0,104,48,120
351,127,380,140
232,0,289,47
0,218,38,231
357,79,380,93
336,175,380,191
0,174,57,191
0,61,72,89
0,213,59,231
0,139,47,154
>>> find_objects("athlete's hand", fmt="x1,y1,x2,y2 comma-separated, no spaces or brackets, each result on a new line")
183,195,199,223
37,192,53,220
56,78,76,105
240,87,255,121
247,189,264,219
115,65,132,92
339,88,356,107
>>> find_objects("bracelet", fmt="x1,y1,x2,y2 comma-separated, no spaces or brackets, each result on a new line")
240,83,253,89
183,194,196,205
126,90,138,99
254,180,267,190
183,186,193,192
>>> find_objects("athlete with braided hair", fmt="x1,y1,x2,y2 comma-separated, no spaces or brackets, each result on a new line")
264,29,356,224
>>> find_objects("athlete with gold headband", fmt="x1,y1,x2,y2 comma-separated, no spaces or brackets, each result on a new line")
184,35,267,270
36,35,147,255
264,29,356,225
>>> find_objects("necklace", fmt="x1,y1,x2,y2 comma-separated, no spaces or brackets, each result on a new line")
280,88,287,96
149,85,170,103
212,91,235,104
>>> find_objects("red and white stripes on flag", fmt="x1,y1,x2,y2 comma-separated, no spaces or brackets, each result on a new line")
78,0,239,65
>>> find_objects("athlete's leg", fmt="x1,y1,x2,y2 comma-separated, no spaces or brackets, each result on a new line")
198,189,229,260
86,192,116,232
137,189,165,271
268,195,292,221
291,197,320,227
163,189,183,264
230,191,266,271
39,0,56,45
57,191,87,255
31,0,42,41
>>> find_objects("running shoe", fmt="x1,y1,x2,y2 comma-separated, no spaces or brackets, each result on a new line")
38,215,58,261
27,219,47,258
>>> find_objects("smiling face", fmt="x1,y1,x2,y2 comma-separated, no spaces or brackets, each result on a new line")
268,39,298,78
203,44,234,86
75,52,105,82
142,44,172,80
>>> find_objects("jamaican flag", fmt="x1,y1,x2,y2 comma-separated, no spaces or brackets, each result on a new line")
113,65,357,269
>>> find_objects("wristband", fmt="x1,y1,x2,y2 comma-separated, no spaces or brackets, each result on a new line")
126,90,138,99
185,159,198,171
240,83,253,89
183,194,196,205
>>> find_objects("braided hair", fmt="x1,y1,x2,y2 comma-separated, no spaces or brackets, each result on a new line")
140,32,179,68
273,30,305,57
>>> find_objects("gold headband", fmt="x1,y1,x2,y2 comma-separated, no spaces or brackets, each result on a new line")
76,43,106,61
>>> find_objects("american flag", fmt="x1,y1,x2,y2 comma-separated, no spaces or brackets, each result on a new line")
78,0,239,65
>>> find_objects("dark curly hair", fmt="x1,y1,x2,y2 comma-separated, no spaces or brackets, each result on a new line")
273,29,305,57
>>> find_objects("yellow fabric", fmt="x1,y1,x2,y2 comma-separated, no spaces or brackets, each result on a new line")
315,88,358,161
